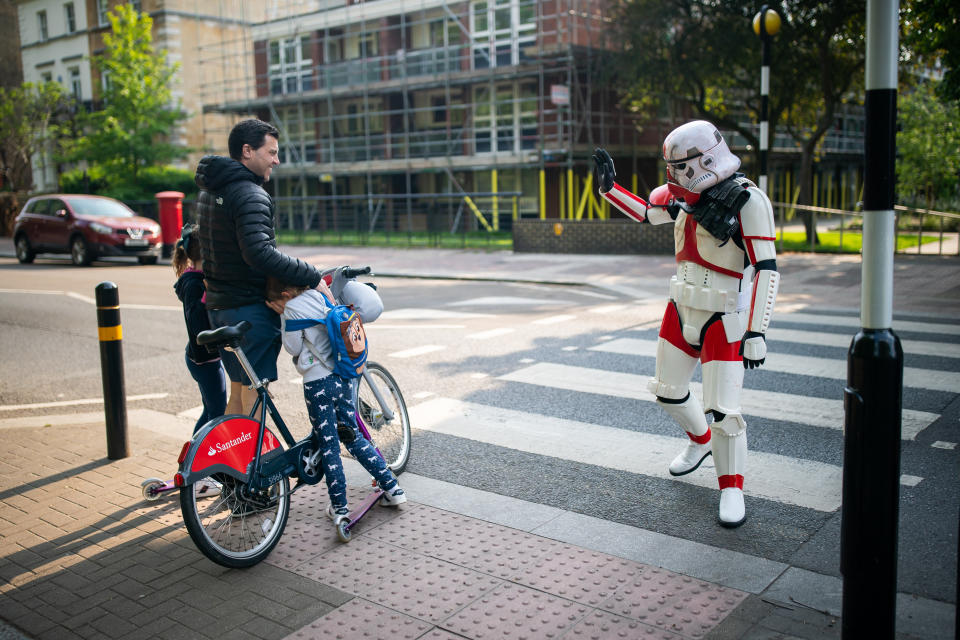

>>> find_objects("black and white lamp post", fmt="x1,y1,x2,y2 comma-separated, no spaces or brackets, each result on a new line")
752,6,780,195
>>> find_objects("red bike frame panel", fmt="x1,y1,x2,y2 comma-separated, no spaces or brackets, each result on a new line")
190,417,282,475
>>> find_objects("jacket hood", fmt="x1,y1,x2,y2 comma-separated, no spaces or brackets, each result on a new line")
173,269,204,302
195,155,263,191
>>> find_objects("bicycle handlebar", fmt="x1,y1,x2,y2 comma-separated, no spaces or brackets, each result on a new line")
342,265,372,279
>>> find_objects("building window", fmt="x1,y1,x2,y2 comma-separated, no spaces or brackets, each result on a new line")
38,10,48,41
268,35,313,95
41,71,53,83
432,96,446,123
473,81,537,154
97,0,109,27
470,0,536,70
101,69,112,94
69,67,82,100
64,3,76,33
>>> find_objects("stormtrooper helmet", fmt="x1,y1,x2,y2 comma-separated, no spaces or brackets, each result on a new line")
662,120,741,201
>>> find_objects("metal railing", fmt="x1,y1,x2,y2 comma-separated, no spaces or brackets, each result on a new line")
772,201,960,256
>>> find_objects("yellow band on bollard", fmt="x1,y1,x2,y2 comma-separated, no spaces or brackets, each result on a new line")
98,325,123,341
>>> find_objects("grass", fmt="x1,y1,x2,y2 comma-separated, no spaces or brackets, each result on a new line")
276,229,513,250
776,230,940,253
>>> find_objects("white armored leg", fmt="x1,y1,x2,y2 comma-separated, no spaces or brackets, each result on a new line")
657,394,712,476
710,414,747,527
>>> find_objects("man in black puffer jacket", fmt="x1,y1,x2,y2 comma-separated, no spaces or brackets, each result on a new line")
195,118,325,414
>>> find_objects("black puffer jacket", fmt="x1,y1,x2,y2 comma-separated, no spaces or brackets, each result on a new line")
195,156,322,309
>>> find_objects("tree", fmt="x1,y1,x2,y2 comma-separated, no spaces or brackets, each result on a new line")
68,4,187,185
902,0,960,103
896,81,960,209
0,82,72,192
610,0,865,244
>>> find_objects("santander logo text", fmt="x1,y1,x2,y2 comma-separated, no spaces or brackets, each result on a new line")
207,431,253,457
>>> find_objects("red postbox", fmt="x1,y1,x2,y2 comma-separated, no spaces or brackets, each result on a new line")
155,191,184,258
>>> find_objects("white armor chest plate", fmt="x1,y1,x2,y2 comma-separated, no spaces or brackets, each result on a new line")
670,212,748,314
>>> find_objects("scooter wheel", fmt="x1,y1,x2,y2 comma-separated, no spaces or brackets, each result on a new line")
141,478,166,502
336,520,352,543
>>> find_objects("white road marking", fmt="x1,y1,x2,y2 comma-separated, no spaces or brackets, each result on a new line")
388,344,445,359
0,393,168,411
900,475,923,487
411,391,436,400
0,288,176,309
931,441,956,450
369,324,466,330
766,327,960,359
588,305,628,314
498,362,937,441
532,314,576,325
448,296,571,306
468,328,515,340
381,308,493,320
408,397,842,512
591,337,960,393
779,312,960,336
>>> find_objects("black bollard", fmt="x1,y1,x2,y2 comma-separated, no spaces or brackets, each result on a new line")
96,282,129,459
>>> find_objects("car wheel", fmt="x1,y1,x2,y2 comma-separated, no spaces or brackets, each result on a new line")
138,256,159,265
15,235,36,264
70,236,92,266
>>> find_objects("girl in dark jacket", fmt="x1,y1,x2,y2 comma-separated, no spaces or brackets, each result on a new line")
173,224,227,434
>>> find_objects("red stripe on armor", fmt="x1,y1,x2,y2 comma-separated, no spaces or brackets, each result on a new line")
746,273,760,332
687,430,711,444
718,474,744,490
743,235,776,241
604,192,646,223
745,237,758,264
614,183,649,206
675,215,743,279
659,303,700,358
700,318,741,363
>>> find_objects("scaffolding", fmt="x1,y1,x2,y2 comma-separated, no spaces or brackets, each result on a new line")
195,0,661,234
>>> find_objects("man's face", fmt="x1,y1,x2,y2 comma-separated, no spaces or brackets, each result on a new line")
241,134,280,181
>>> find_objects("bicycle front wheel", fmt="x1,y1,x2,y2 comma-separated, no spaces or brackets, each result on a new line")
180,473,290,568
357,362,411,475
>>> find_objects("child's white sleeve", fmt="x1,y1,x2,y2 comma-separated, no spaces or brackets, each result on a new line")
280,313,303,355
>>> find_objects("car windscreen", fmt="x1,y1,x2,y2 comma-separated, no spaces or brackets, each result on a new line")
64,197,133,218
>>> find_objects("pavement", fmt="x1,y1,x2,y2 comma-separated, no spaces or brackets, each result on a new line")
1,237,958,640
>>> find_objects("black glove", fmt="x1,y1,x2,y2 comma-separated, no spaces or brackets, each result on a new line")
739,331,767,369
592,148,616,193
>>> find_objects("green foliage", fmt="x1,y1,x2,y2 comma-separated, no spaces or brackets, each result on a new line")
276,229,514,251
902,0,960,103
0,82,73,192
896,81,960,207
776,229,939,253
59,164,196,201
66,4,188,183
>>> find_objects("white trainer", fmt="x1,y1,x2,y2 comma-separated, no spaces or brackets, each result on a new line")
194,478,222,498
668,441,712,476
380,485,407,506
326,503,350,525
718,487,746,528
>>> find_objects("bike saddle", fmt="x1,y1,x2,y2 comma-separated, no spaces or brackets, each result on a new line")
197,320,252,347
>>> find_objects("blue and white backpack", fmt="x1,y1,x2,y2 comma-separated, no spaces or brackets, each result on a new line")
285,296,368,379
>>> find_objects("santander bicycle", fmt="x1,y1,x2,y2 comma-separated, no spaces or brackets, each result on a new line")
141,266,411,568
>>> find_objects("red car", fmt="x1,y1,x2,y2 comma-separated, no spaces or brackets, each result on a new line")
13,194,162,266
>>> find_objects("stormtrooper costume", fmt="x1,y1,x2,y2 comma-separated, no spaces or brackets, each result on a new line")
593,121,779,527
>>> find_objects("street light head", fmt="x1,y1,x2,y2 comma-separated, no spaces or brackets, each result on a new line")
753,9,781,38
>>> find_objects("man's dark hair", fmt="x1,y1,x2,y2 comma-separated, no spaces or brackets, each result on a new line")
228,119,280,160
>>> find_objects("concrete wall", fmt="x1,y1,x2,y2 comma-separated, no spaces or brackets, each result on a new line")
512,219,674,255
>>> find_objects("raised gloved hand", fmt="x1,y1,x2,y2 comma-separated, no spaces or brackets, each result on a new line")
592,148,616,193
740,331,767,369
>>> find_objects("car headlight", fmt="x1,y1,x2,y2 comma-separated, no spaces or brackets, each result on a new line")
90,222,113,235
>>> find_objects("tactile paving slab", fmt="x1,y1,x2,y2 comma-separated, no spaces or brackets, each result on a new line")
355,554,504,623
599,566,748,638
515,547,644,606
292,536,423,594
441,582,590,640
283,598,432,640
566,609,685,640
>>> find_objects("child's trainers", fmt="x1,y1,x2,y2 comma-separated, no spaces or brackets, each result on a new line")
380,485,407,506
326,504,350,525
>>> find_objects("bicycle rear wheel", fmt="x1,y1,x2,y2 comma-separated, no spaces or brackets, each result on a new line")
180,473,290,568
357,362,411,475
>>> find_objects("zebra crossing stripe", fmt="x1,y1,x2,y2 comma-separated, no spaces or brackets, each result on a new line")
407,397,842,512
498,362,936,440
591,337,960,393
765,327,960,359
777,312,960,336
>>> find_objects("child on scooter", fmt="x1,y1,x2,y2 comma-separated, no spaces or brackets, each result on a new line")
265,277,406,527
